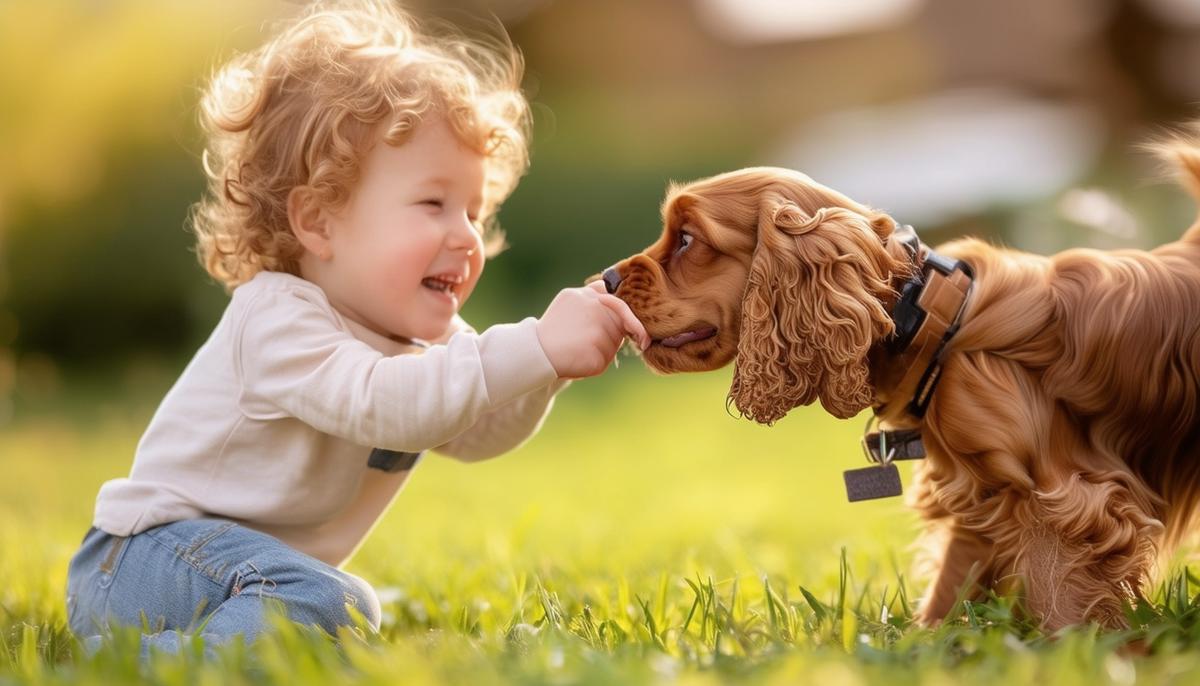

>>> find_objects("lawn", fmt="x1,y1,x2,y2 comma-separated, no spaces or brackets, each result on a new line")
3,360,1200,684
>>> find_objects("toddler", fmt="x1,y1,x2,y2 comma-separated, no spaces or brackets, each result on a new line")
64,0,647,659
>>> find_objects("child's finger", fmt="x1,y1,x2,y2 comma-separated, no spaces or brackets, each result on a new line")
596,294,650,350
596,301,625,342
585,279,607,294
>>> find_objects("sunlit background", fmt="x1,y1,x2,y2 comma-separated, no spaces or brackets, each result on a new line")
5,0,1200,672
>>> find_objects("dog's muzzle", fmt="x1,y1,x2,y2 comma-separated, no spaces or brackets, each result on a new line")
601,266,623,294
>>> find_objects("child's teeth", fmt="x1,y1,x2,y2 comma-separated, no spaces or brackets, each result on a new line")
422,277,456,293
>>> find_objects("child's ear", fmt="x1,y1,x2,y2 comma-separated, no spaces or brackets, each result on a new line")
287,186,333,260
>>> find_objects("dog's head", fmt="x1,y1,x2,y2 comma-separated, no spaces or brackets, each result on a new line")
605,167,910,423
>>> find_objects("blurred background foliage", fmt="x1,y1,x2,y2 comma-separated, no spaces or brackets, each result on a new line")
4,0,1200,419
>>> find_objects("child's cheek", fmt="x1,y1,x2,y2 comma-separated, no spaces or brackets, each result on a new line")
460,249,486,307
383,254,421,305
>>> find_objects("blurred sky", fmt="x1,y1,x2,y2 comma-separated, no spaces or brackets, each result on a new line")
3,0,1200,424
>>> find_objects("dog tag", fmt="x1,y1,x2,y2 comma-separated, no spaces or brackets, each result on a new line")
844,463,902,502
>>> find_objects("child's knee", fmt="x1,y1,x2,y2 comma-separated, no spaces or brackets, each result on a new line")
289,571,381,634
340,573,381,631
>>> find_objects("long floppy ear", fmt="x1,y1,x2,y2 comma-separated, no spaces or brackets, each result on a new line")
729,192,898,423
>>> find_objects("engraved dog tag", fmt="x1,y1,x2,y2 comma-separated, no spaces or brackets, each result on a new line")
844,463,903,502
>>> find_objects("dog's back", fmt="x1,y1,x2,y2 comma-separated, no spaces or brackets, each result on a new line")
932,131,1200,543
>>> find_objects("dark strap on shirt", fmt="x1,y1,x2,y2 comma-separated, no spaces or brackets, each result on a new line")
367,448,423,473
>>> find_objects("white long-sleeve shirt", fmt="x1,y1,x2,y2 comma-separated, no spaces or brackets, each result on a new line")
94,271,565,566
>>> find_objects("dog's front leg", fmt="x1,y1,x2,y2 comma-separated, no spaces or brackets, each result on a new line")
915,524,994,625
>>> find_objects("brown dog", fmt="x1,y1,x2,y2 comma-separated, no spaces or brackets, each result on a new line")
599,140,1200,629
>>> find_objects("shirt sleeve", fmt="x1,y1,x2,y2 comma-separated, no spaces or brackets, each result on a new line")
432,314,570,461
235,288,559,453
432,377,570,461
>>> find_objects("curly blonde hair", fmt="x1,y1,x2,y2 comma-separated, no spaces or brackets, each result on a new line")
192,0,530,290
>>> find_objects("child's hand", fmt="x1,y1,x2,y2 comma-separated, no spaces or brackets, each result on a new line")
535,281,650,379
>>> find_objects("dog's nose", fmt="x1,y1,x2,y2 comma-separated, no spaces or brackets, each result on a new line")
601,266,623,294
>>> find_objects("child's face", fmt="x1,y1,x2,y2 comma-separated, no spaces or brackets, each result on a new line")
321,117,487,342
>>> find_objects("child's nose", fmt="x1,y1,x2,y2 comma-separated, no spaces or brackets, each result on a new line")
447,216,478,249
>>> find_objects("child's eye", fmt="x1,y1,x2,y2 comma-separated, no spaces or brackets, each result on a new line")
420,199,444,210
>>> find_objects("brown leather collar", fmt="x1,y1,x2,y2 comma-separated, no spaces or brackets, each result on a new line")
844,225,972,501
870,224,974,425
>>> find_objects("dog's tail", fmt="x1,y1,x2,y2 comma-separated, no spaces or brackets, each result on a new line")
1146,122,1200,206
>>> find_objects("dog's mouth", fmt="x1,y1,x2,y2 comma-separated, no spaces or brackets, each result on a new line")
653,326,718,348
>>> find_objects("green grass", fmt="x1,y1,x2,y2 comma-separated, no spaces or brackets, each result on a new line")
5,361,1200,684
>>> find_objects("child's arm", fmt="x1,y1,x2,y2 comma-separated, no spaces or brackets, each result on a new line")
235,282,645,454
432,380,566,461
426,315,568,461
432,281,645,460
236,288,555,452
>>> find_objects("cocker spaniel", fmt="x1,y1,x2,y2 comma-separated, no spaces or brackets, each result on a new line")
599,144,1200,629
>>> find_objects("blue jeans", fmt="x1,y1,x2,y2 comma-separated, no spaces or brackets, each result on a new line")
65,518,381,659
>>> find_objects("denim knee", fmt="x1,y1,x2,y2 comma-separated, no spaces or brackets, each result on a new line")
264,564,381,634
338,572,381,631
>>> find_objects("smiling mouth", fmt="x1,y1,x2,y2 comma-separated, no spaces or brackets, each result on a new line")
654,326,718,348
421,275,463,297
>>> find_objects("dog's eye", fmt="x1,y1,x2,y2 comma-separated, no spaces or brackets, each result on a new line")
676,232,694,255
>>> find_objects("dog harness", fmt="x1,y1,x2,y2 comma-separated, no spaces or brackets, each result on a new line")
844,224,974,502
